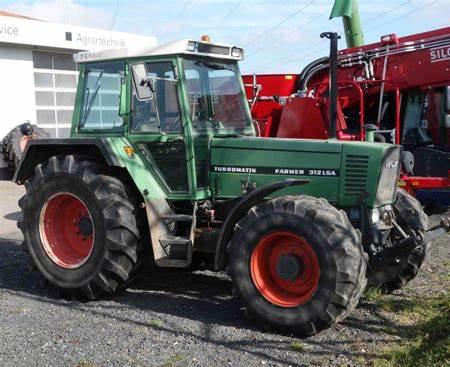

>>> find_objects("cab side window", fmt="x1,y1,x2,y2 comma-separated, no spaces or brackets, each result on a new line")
131,61,181,133
78,61,125,131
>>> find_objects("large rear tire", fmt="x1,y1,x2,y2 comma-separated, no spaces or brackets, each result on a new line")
229,195,367,336
18,155,146,299
368,189,430,292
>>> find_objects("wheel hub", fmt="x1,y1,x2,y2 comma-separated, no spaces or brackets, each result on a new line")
78,216,93,237
276,254,304,281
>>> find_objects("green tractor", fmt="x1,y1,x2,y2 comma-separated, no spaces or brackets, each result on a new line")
14,36,448,336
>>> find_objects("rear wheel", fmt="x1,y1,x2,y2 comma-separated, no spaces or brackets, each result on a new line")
368,189,430,292
229,195,367,336
18,155,146,299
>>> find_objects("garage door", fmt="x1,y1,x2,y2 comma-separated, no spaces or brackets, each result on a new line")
33,51,78,138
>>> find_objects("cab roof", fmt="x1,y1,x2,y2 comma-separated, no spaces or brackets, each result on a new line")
73,39,244,64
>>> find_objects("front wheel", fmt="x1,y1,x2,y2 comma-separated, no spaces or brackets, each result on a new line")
368,189,430,292
229,195,367,336
18,155,145,299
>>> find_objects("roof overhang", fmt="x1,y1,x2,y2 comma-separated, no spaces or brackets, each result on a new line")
73,39,244,63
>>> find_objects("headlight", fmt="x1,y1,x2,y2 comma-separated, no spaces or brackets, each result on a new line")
371,209,380,223
370,206,394,224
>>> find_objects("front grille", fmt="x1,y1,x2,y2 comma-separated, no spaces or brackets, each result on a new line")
343,154,369,197
376,146,402,204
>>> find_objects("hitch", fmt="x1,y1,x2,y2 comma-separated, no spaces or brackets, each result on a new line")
370,216,449,269
423,216,450,243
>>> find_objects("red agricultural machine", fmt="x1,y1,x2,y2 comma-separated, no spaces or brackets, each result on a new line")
244,9,450,209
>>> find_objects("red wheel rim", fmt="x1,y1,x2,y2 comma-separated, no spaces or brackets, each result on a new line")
39,193,94,269
250,231,320,308
19,135,32,152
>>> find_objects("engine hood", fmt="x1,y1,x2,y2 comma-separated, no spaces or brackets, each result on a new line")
210,137,400,208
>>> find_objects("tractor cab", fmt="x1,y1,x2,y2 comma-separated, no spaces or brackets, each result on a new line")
72,39,254,198
72,40,253,134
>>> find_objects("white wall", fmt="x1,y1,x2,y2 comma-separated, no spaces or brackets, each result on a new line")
0,15,157,139
0,15,157,52
0,45,35,138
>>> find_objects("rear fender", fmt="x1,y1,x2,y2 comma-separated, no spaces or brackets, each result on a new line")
14,137,180,268
14,138,124,183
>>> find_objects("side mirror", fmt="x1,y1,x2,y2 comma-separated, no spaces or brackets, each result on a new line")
119,78,127,118
131,63,153,101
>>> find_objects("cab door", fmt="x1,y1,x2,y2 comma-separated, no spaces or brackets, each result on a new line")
127,60,192,197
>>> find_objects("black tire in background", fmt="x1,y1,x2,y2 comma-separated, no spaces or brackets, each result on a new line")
2,124,49,170
229,195,367,336
1,126,17,157
18,155,148,299
368,189,430,292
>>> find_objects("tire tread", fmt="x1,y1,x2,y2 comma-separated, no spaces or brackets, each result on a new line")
18,154,145,299
229,195,367,336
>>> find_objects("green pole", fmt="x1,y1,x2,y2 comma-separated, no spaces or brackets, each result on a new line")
330,0,364,48
342,1,364,47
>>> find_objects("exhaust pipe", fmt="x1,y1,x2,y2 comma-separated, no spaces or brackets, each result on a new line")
320,32,340,139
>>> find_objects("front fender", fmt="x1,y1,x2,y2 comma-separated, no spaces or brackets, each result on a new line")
214,179,310,270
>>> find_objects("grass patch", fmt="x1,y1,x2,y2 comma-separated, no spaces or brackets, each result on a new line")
9,307,28,314
149,319,163,328
363,287,384,302
440,264,450,282
373,293,450,367
76,362,97,367
159,354,186,367
363,287,424,315
289,341,305,352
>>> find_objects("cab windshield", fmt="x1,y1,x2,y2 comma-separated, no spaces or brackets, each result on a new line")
183,59,250,131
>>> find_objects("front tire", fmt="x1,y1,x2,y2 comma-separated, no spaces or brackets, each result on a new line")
229,195,367,336
18,155,144,299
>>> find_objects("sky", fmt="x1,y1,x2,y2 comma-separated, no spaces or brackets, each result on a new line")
1,0,449,74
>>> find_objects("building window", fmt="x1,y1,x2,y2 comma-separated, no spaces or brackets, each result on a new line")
32,51,78,137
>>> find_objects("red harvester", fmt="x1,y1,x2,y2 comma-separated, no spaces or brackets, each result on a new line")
244,23,450,208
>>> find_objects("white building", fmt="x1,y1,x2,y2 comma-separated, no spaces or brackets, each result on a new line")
0,11,157,138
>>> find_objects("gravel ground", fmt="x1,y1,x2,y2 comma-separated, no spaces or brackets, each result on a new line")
0,180,448,367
